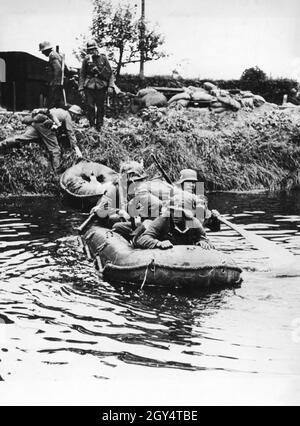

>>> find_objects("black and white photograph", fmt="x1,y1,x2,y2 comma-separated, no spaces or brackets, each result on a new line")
0,0,300,407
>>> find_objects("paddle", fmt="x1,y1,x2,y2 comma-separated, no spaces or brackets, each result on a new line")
75,210,101,262
216,214,299,276
76,212,96,234
150,154,300,275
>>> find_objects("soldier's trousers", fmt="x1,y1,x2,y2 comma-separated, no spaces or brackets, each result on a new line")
0,123,61,170
48,84,65,109
84,88,107,129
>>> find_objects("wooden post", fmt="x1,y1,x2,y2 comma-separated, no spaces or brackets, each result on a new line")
12,81,16,112
139,0,145,79
282,94,288,105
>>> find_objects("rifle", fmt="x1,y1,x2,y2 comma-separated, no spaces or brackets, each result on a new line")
150,153,172,184
61,53,67,106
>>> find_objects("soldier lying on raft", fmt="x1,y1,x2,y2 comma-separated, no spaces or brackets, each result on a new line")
90,160,221,250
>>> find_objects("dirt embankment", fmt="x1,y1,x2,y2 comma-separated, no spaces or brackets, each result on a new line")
1,104,300,196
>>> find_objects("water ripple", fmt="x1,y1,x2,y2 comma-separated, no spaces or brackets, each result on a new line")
0,194,300,382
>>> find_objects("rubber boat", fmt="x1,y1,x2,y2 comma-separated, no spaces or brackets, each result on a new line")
60,161,118,209
83,224,243,289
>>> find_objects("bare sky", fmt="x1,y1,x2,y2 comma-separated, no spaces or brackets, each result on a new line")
1,0,300,79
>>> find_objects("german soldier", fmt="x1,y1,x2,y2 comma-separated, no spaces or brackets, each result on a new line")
79,40,114,131
39,41,65,108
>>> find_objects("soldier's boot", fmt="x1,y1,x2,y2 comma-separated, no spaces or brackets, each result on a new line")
87,107,96,128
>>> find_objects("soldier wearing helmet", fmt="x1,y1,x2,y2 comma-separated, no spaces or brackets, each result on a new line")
90,160,162,240
39,41,65,108
175,168,221,232
0,105,83,171
78,40,114,130
132,200,211,250
49,105,83,158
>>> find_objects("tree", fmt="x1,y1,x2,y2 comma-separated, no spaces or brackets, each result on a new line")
74,0,166,78
240,66,268,83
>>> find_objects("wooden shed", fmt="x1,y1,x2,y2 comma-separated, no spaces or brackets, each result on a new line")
0,51,49,111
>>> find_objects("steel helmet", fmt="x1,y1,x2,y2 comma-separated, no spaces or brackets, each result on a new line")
176,169,198,185
120,160,147,181
69,105,83,115
86,40,98,51
39,41,53,52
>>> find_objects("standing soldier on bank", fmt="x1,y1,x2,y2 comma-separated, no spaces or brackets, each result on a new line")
39,41,65,108
79,41,114,131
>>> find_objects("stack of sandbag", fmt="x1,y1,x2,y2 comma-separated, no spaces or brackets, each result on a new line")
239,97,254,109
203,82,218,92
187,86,216,104
210,95,241,113
253,95,266,107
217,95,241,111
131,82,267,114
168,91,191,107
168,86,216,108
233,91,266,109
204,82,241,113
203,81,267,113
132,87,168,113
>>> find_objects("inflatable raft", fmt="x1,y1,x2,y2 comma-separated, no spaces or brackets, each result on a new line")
60,161,118,209
83,225,243,289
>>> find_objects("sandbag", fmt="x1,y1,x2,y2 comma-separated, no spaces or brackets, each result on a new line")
253,95,266,107
176,99,190,107
217,95,241,111
191,92,215,102
168,92,191,104
137,87,158,97
212,107,227,114
211,89,228,97
219,89,229,96
240,97,254,108
210,89,221,97
210,101,225,109
143,92,168,108
186,86,208,94
241,91,254,98
203,82,217,92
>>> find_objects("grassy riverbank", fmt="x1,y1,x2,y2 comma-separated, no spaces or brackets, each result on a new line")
1,104,300,195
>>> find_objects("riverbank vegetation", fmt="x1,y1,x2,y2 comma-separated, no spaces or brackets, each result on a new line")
1,103,300,195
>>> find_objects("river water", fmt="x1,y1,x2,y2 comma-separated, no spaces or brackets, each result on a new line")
0,192,300,405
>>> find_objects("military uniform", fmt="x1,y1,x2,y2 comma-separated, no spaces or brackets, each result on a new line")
0,118,61,171
50,108,78,149
79,52,113,129
0,107,82,171
132,214,207,249
47,50,64,108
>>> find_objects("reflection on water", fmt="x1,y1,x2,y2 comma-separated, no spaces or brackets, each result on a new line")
0,193,300,387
